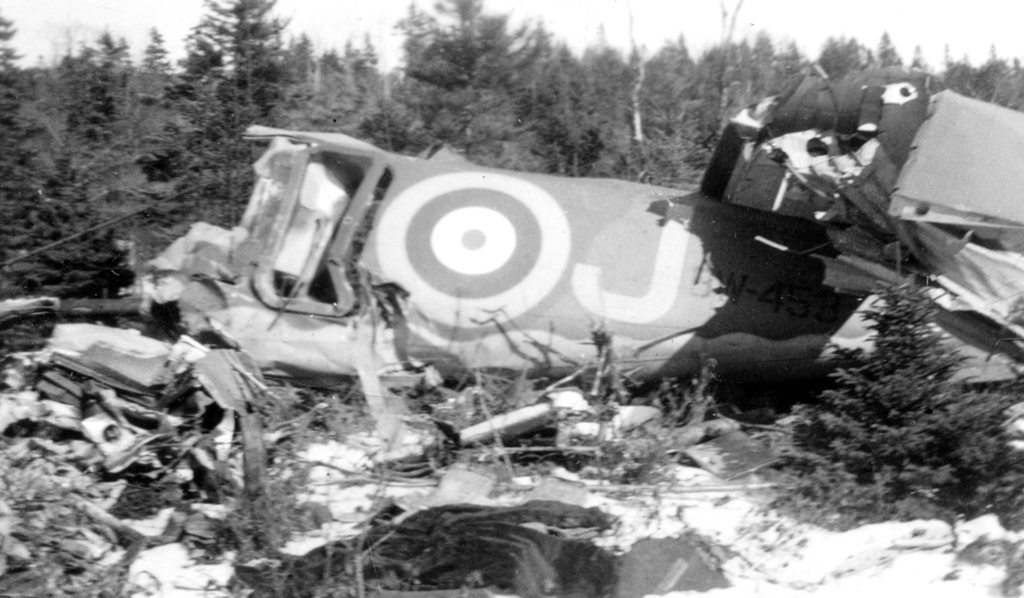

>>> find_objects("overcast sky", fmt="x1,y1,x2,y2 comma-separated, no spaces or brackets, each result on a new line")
4,0,1022,72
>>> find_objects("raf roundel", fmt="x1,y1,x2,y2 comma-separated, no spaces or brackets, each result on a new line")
375,172,571,328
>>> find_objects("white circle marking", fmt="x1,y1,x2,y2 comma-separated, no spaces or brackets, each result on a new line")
375,172,571,328
430,207,517,275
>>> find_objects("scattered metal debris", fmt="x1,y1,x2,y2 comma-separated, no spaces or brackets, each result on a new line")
683,430,777,479
0,312,791,597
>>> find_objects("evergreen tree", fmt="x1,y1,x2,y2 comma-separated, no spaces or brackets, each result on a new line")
976,46,1009,104
0,18,132,303
876,32,902,68
169,0,287,225
775,40,806,80
943,46,978,97
283,33,315,90
357,91,419,153
396,0,543,164
910,45,927,70
640,36,702,185
779,283,1024,528
0,11,33,193
196,0,286,118
577,39,635,176
747,32,777,96
521,42,607,176
817,36,869,79
685,44,735,160
0,10,39,301
143,28,172,74
135,28,183,192
279,33,395,149
57,33,132,143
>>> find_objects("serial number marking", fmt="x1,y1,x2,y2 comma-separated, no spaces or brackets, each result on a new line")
720,272,842,324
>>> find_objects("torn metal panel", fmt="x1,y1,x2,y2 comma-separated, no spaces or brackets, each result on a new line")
175,278,405,386
893,91,1024,226
399,464,497,510
192,350,262,413
47,323,171,361
684,430,776,479
890,194,1024,233
46,324,174,398
146,222,240,280
913,223,1024,327
816,254,903,296
244,124,381,154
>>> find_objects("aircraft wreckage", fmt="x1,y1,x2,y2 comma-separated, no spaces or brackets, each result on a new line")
5,67,1024,390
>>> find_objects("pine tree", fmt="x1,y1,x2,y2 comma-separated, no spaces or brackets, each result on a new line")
279,33,396,144
522,42,607,176
169,0,287,225
57,33,132,143
910,45,927,70
0,10,39,300
641,36,702,186
135,28,184,192
197,0,286,118
283,33,315,91
976,46,1009,104
876,32,902,68
397,0,543,164
779,282,1024,528
143,28,171,75
0,11,33,191
817,36,869,79
577,39,634,176
0,18,133,303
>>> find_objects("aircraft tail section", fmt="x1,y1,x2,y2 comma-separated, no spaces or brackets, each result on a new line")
704,67,1024,370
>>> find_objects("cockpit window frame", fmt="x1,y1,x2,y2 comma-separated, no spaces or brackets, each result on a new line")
249,142,388,318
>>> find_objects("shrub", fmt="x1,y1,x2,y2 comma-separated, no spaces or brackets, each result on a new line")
774,282,1024,529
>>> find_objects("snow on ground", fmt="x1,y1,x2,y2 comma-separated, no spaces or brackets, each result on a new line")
124,443,1023,598
591,465,1019,597
128,543,234,598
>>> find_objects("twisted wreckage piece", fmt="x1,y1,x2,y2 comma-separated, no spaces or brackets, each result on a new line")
706,67,1024,368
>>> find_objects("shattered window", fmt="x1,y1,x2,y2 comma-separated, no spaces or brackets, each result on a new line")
311,168,392,307
242,147,298,244
272,153,366,302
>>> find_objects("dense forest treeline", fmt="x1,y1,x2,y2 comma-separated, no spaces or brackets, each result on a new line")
2,0,1023,301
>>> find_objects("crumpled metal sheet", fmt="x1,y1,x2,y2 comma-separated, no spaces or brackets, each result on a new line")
146,221,239,279
914,223,1024,327
46,324,173,395
244,124,380,153
894,91,1024,226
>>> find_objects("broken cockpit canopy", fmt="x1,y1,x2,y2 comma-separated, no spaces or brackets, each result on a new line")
705,67,1024,363
148,129,392,317
140,131,417,392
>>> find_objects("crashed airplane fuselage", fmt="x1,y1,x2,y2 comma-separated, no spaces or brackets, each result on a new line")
156,126,874,385
155,66,1024,385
